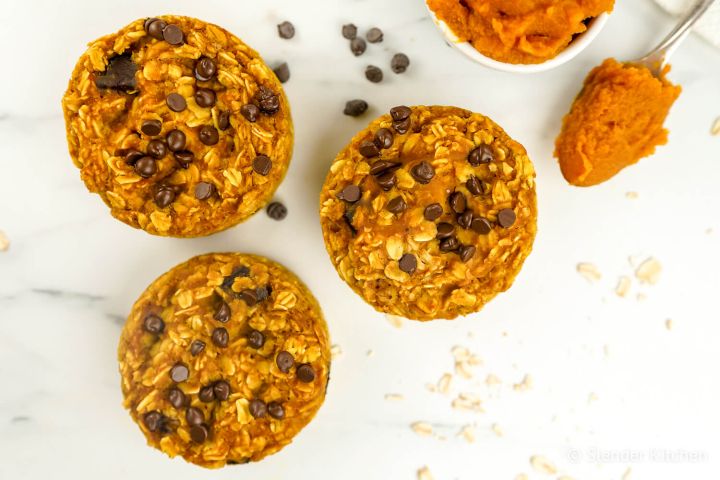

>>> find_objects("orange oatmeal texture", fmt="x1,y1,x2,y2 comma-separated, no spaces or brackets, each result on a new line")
427,0,615,64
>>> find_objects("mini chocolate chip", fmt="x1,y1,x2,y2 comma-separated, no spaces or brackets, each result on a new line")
167,388,186,409
174,150,194,168
199,125,219,146
190,424,209,443
211,327,229,348
276,351,295,373
190,340,205,356
393,117,411,134
370,160,400,176
468,144,494,165
448,192,467,214
498,208,516,228
344,99,368,117
194,88,216,108
214,300,230,323
146,19,167,40
267,202,287,220
459,245,476,262
375,171,396,191
218,111,231,130
255,86,280,115
252,155,272,176
194,56,217,82
273,62,290,83
241,104,260,122
297,364,315,383
166,129,186,152
466,175,484,195
398,253,417,274
134,156,157,178
169,363,189,383
143,411,163,432
194,182,215,200
199,385,215,402
391,53,410,73
386,196,407,214
94,53,138,91
166,93,186,112
248,329,265,349
154,187,176,208
277,21,295,39
374,128,394,149
436,222,455,239
439,236,460,252
147,139,167,159
342,23,357,39
359,140,380,158
366,27,384,43
365,65,383,83
186,407,204,426
141,119,162,136
143,314,164,334
338,185,361,203
471,217,492,234
457,210,473,229
424,203,443,221
390,106,412,121
162,24,184,45
213,381,231,401
125,149,144,165
267,401,285,419
249,399,268,418
411,161,435,184
350,37,366,56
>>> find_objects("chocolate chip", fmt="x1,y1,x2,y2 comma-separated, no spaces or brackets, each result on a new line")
166,93,186,112
190,340,205,356
387,196,407,214
141,120,162,136
199,125,219,146
497,209,516,228
190,424,209,443
252,155,272,176
366,27,384,43
458,210,473,229
350,37,366,56
134,156,157,178
255,86,280,114
391,53,410,73
359,140,380,158
436,222,455,239
344,99,368,117
297,364,315,383
194,182,215,200
94,53,137,91
162,24,184,45
342,23,357,39
338,185,361,203
154,187,176,208
466,175,484,195
166,129,186,152
267,401,285,419
124,149,144,165
185,407,204,426
249,399,267,418
471,217,492,234
199,385,215,402
147,139,167,159
248,329,265,349
257,286,272,303
449,192,466,214
267,202,287,220
393,117,411,134
468,144,494,165
273,62,290,83
167,388,186,409
143,411,163,432
194,56,217,82
213,381,231,401
374,128,394,149
424,203,443,221
370,160,400,176
146,19,167,40
174,150,194,168
143,314,164,334
211,327,229,348
365,65,383,83
276,351,295,373
398,253,417,274
459,245,476,262
390,106,412,121
194,88,216,108
375,171,397,191
218,111,231,130
277,21,295,39
241,104,260,122
236,289,257,307
170,363,189,383
411,161,435,184
214,300,230,323
439,236,459,252
221,267,250,291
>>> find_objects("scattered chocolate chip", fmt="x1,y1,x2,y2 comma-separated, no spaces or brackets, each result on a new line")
94,53,138,91
141,119,162,136
162,24,184,45
386,196,407,214
411,161,435,184
359,140,380,158
393,117,411,134
221,267,250,291
134,156,157,178
342,23,357,39
366,27,384,43
248,329,265,349
344,99,368,117
146,19,167,40
459,245,476,262
297,364,315,383
124,149,144,165
391,53,410,73
256,285,271,302
154,187,176,208
198,125,219,146
471,216,492,234
147,139,167,159
374,128,394,149
190,340,205,356
240,104,260,122
468,144,494,166
365,65,383,83
252,155,272,176
218,110,231,130
194,181,215,200
190,424,209,443
194,56,217,82
211,327,229,348
169,363,189,383
143,411,163,432
457,210,473,229
166,93,186,112
213,381,231,401
277,21,295,39
239,288,258,306
249,399,267,418
448,192,467,214
370,160,400,176
174,150,194,168
338,185,361,203
390,106,412,121
143,314,164,334
273,62,290,83
199,385,215,402
398,253,417,274
276,351,295,373
350,37,367,56
439,236,459,252
214,300,231,323
255,86,280,114
466,175,484,195
375,171,397,191
186,407,204,426
267,401,285,419
267,202,287,220
424,203,443,221
436,222,455,239
194,88,216,108
167,388,186,409
166,129,186,152
497,208,516,228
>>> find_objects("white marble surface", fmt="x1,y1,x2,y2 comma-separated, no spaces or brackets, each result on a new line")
1,0,720,478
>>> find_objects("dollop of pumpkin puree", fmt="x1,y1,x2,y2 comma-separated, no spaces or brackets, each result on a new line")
555,58,682,187
427,0,615,64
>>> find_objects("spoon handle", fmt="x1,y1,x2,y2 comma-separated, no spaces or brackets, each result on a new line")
645,0,716,64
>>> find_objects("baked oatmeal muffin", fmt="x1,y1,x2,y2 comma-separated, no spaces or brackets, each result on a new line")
320,106,537,320
62,16,293,237
118,253,330,467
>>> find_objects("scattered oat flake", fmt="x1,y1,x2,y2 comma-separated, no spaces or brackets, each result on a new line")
411,422,434,436
615,276,631,297
452,394,484,412
437,372,453,394
513,374,534,392
0,230,9,252
458,424,476,443
530,455,558,475
491,423,504,437
635,257,662,285
425,383,437,393
625,191,639,199
577,262,601,282
417,466,434,480
330,344,342,359
622,467,633,480
665,318,673,331
711,117,720,136
486,373,502,386
366,349,374,357
384,393,404,401
386,314,403,328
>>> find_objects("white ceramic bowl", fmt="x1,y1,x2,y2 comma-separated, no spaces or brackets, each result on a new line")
427,6,610,73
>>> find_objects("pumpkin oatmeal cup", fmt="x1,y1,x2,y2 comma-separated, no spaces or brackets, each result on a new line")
62,16,293,237
320,106,537,321
118,253,330,467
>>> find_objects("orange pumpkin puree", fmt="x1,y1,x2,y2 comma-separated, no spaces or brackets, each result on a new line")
427,0,615,64
554,58,682,187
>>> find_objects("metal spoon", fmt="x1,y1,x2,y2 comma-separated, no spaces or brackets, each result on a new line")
634,0,716,76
